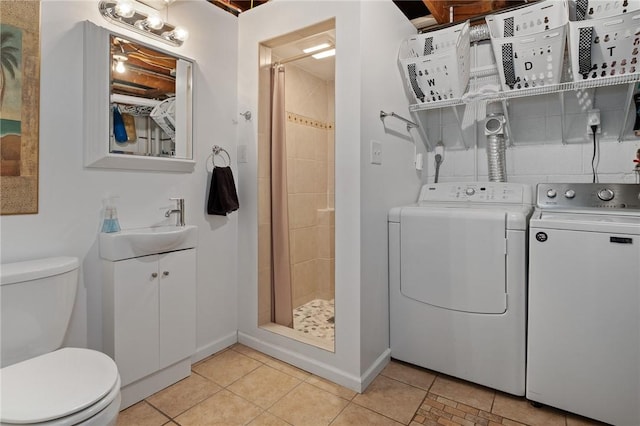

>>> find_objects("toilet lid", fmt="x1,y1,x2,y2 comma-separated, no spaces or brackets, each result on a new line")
0,347,119,424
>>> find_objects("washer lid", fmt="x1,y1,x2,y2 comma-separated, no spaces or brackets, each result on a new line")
532,211,640,234
0,348,119,424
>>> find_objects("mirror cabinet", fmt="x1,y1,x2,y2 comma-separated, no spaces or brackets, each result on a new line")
83,21,195,172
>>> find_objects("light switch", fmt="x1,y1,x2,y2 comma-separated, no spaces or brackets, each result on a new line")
371,140,382,165
237,145,248,163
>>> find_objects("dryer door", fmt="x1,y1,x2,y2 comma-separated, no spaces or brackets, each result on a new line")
400,207,507,314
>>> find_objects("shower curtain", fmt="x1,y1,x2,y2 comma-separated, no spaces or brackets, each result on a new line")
270,65,293,327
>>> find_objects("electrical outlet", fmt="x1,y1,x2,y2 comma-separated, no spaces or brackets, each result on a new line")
587,109,601,134
370,140,382,165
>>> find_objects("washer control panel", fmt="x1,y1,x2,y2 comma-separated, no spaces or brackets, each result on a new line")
537,183,640,210
419,182,532,204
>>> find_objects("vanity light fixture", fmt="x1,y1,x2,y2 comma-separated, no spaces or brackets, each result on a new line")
99,0,189,47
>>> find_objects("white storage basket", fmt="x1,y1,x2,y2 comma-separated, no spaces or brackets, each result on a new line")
398,21,471,104
150,97,176,140
489,27,567,91
487,1,569,91
400,21,468,58
486,1,569,38
568,10,640,80
569,0,640,21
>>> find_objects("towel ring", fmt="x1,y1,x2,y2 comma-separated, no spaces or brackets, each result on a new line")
212,145,231,167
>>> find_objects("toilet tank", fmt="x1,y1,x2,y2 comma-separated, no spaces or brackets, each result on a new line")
0,257,79,367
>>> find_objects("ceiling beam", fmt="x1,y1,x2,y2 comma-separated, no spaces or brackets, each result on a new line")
422,0,526,25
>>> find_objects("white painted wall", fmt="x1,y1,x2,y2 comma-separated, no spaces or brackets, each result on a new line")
0,0,239,361
417,42,640,185
236,0,420,391
358,2,424,373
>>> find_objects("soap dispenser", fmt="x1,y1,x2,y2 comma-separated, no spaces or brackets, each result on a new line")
101,197,121,233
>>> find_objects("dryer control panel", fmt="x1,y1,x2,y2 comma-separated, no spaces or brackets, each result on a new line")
536,183,640,211
419,183,532,204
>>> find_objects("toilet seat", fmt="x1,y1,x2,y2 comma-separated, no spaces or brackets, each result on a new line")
0,348,120,425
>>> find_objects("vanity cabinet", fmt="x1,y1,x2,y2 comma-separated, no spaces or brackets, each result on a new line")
102,248,196,387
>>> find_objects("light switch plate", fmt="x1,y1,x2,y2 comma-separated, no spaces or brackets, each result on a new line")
371,140,382,165
238,145,248,163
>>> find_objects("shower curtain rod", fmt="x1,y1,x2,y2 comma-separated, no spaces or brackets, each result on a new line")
274,45,334,66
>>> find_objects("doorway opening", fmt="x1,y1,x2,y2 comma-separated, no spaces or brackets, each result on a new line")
257,19,336,351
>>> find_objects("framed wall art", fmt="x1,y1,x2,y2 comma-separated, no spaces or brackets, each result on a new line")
1,0,40,215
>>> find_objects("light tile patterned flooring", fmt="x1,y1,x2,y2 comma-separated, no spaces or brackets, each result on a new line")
292,299,335,342
117,344,606,426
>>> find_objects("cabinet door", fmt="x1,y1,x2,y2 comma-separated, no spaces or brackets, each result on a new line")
113,255,160,386
158,249,196,368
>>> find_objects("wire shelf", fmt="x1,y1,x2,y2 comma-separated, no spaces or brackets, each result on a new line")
409,72,640,112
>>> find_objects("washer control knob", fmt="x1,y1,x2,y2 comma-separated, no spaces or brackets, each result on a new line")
465,188,475,196
597,188,615,201
564,189,576,199
546,189,557,198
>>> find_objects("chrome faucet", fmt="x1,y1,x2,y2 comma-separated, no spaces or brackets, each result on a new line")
165,198,185,226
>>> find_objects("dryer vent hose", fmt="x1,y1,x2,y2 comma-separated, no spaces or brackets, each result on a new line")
469,23,491,43
487,135,507,182
485,115,507,182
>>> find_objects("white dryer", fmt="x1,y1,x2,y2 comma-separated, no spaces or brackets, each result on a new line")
389,182,533,395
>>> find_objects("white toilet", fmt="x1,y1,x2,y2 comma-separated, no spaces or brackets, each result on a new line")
0,257,121,425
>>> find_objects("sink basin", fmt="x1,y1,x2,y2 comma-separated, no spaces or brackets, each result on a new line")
99,225,198,261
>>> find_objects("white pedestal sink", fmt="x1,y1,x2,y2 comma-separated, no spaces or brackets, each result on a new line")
99,225,198,261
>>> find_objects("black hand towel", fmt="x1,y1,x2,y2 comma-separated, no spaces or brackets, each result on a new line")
207,166,239,215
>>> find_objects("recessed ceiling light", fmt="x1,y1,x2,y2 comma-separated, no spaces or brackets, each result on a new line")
312,48,335,59
303,43,331,54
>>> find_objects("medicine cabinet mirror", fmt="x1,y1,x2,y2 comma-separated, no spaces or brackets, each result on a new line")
83,21,195,172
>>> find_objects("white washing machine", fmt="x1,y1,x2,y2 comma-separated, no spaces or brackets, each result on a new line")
527,183,640,426
389,182,533,395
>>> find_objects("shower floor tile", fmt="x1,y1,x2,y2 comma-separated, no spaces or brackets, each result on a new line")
292,298,335,342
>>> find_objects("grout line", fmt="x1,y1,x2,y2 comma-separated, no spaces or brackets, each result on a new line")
140,346,584,426
326,401,349,425
144,399,177,422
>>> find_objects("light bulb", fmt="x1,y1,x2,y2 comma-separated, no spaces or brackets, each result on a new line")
172,27,189,42
145,13,164,30
114,0,135,18
115,60,126,73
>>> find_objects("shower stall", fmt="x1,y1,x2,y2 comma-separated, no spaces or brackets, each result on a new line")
257,21,336,351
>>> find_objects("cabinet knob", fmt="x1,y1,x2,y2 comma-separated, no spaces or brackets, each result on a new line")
163,271,170,276
151,272,158,278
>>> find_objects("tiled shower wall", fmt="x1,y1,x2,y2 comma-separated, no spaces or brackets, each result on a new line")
284,65,335,310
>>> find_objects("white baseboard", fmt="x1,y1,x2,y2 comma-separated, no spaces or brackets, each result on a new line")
238,332,390,393
360,348,391,391
120,358,191,409
192,331,237,364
